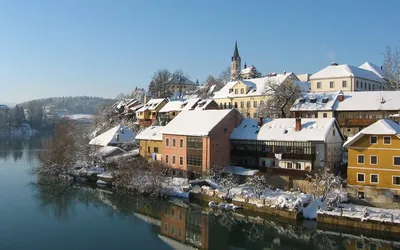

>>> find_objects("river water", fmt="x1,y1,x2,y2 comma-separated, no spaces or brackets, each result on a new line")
0,136,399,250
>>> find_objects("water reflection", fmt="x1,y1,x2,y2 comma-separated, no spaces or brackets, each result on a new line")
0,135,50,163
33,182,400,250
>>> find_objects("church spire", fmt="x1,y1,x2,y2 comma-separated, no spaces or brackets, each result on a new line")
232,40,240,59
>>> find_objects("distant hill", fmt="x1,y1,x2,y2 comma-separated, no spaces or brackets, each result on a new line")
20,96,116,115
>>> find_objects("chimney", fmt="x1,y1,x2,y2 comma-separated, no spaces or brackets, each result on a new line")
338,93,344,102
258,117,263,127
283,70,287,75
331,62,338,66
295,117,301,131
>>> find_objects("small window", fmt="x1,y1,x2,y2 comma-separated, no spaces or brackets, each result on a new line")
384,136,391,145
369,243,377,250
171,225,175,235
393,176,400,185
357,173,365,182
246,101,250,108
166,138,169,147
178,228,182,238
164,223,168,233
287,162,293,169
342,80,347,88
329,81,334,88
317,82,321,89
234,102,238,108
323,113,327,118
370,155,378,165
235,89,238,94
240,88,244,94
154,147,158,153
296,163,301,170
394,195,400,203
370,136,377,144
165,154,169,163
240,101,244,108
358,191,365,199
178,210,182,220
172,155,176,164
394,157,400,166
253,101,257,108
364,82,367,89
179,156,183,165
370,174,379,183
357,155,365,164
261,160,266,167
333,129,336,136
172,139,176,147
356,81,359,88
180,139,183,148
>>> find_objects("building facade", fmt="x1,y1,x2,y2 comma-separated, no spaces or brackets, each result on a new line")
344,119,400,208
136,98,168,127
136,126,164,161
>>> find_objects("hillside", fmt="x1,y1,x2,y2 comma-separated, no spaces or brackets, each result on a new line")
20,96,116,115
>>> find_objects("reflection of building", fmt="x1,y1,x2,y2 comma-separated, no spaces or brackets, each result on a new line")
161,204,187,242
344,119,400,208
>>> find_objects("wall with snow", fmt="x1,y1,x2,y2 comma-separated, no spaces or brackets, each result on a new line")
347,185,400,209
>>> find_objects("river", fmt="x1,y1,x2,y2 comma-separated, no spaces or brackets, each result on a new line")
0,136,399,250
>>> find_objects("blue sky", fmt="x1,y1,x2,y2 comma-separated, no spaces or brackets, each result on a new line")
1,0,399,103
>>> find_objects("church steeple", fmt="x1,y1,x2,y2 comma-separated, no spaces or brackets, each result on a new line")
231,40,241,79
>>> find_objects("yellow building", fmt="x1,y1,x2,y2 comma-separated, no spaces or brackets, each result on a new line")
213,72,310,118
135,126,164,161
136,98,168,127
344,119,400,208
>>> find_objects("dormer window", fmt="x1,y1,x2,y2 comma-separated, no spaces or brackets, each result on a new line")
235,89,238,94
322,97,329,103
240,88,244,94
299,98,306,104
310,98,317,103
229,89,233,93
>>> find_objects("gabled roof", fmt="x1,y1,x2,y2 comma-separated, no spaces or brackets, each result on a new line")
230,118,340,142
343,119,400,148
213,73,308,99
161,109,236,136
310,64,382,82
290,91,341,112
89,125,136,146
136,98,166,112
195,99,216,110
159,101,185,113
334,91,400,111
135,126,164,141
359,62,385,79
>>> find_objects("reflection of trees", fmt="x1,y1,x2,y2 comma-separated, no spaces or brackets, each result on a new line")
0,135,52,163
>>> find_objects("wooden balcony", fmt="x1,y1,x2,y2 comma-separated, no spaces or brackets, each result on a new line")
231,150,315,161
338,118,378,127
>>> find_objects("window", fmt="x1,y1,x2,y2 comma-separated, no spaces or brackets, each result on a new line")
164,223,168,233
357,155,365,164
317,82,321,89
384,136,391,145
370,136,377,144
368,83,371,90
364,82,367,89
179,210,182,220
229,89,233,93
261,160,266,167
179,156,183,165
357,173,365,182
234,102,238,108
394,176,400,185
166,138,169,147
370,155,378,165
296,163,301,170
171,208,175,217
358,191,365,199
356,241,363,249
165,154,169,163
356,81,359,88
172,139,176,147
287,162,293,169
171,225,175,235
394,195,400,203
370,174,379,183
178,228,182,238
323,113,327,118
333,129,336,136
147,146,150,153
240,101,244,108
329,81,334,88
180,139,183,148
172,155,176,164
253,113,257,118
253,101,257,108
187,155,202,166
342,80,347,87
246,101,250,108
369,243,377,250
240,88,244,94
395,157,400,166
235,89,238,94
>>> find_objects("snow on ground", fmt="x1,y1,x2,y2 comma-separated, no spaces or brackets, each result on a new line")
302,188,348,219
71,165,105,177
63,114,94,120
162,177,190,198
318,204,400,223
97,172,113,179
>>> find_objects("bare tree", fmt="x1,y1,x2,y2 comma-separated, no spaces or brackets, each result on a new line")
171,69,190,99
246,175,268,197
219,66,231,84
306,170,342,202
382,46,400,90
260,79,301,118
148,69,173,98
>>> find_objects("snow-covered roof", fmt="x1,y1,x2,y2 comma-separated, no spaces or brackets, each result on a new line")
96,146,126,158
135,126,164,141
194,99,215,110
89,125,136,146
230,118,338,142
181,98,201,110
129,103,144,112
310,63,382,82
161,109,235,136
334,91,400,111
290,91,341,111
224,166,259,176
136,98,166,112
213,73,302,99
359,62,385,79
343,119,400,148
159,101,184,113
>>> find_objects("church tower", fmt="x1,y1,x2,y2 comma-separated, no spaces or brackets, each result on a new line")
231,40,241,79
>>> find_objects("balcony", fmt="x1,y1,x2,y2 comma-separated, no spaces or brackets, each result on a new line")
231,150,314,161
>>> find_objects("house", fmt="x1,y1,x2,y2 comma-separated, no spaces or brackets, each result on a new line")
310,62,384,92
89,125,136,146
160,109,243,175
291,91,400,137
136,98,168,127
213,73,310,118
343,119,400,208
229,117,344,173
135,126,164,161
